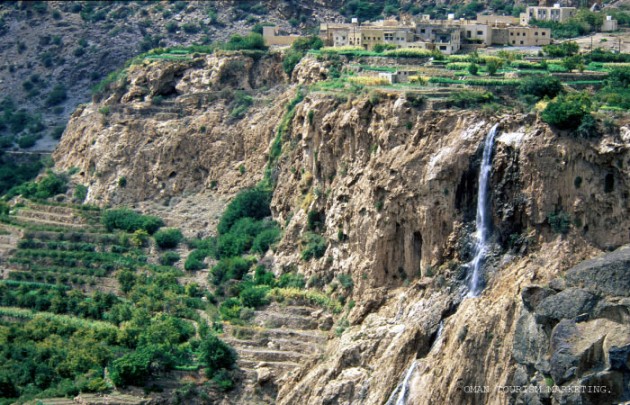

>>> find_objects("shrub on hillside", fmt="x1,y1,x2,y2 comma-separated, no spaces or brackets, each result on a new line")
548,210,571,234
13,170,68,200
101,209,164,234
283,36,324,76
211,257,253,285
251,227,280,254
221,33,266,51
218,297,243,320
239,285,270,308
300,233,327,261
45,84,67,107
160,251,181,266
184,249,209,271
541,93,592,130
199,334,237,376
154,228,183,249
277,272,306,289
447,90,494,108
519,76,564,100
218,188,272,234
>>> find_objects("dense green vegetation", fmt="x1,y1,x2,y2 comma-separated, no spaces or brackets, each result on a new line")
541,92,596,136
101,209,164,234
0,199,239,402
5,170,68,201
519,76,564,100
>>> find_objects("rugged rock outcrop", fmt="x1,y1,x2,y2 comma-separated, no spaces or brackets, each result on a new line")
52,54,630,404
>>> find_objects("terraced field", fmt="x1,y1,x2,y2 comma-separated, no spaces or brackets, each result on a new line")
0,199,339,404
223,303,330,403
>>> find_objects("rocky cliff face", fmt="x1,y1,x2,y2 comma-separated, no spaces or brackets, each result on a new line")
53,54,630,404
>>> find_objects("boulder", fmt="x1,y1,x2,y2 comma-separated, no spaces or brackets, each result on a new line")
521,285,556,312
536,288,597,324
565,245,630,297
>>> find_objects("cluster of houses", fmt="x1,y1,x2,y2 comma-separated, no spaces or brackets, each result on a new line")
263,4,619,55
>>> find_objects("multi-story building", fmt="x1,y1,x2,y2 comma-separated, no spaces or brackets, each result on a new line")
461,22,492,45
493,26,552,46
415,23,461,53
320,20,428,52
319,13,552,54
520,5,577,25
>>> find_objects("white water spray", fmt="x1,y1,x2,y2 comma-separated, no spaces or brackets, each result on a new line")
467,123,499,297
385,321,445,405
385,361,417,405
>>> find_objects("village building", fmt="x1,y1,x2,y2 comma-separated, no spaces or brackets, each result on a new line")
602,15,618,32
262,26,301,47
520,5,577,25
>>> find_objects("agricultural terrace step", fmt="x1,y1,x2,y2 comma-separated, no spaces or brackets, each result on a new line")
34,399,77,405
36,395,148,405
239,367,259,380
251,310,320,330
23,203,82,216
236,347,309,363
0,223,22,234
12,215,104,230
222,336,323,356
0,244,17,253
16,209,88,224
74,393,149,404
22,230,118,244
225,325,327,344
0,235,18,244
237,359,302,373
265,304,323,317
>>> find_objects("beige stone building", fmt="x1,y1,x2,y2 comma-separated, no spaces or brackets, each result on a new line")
262,26,301,46
319,13,552,55
476,14,520,26
493,26,551,46
415,24,461,54
602,16,618,32
520,5,577,25
320,20,427,51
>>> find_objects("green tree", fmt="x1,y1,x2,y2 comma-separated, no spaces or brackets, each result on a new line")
154,228,183,249
117,269,136,294
543,41,579,57
541,93,592,130
217,188,272,234
199,334,237,377
519,76,564,100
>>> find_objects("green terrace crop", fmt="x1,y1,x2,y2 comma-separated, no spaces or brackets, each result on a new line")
0,202,237,402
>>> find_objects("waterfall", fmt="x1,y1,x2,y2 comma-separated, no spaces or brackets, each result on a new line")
385,361,417,405
467,123,499,298
385,321,445,405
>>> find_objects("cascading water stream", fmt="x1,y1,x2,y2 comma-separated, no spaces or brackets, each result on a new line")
467,123,499,298
385,321,445,405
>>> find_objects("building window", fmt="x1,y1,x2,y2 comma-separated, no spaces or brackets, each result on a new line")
510,32,514,36
535,32,538,35
477,31,483,35
542,32,546,35
420,29,425,33
512,40,515,44
520,41,523,44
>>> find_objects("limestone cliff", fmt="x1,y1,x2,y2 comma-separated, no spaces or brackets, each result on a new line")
54,54,630,404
